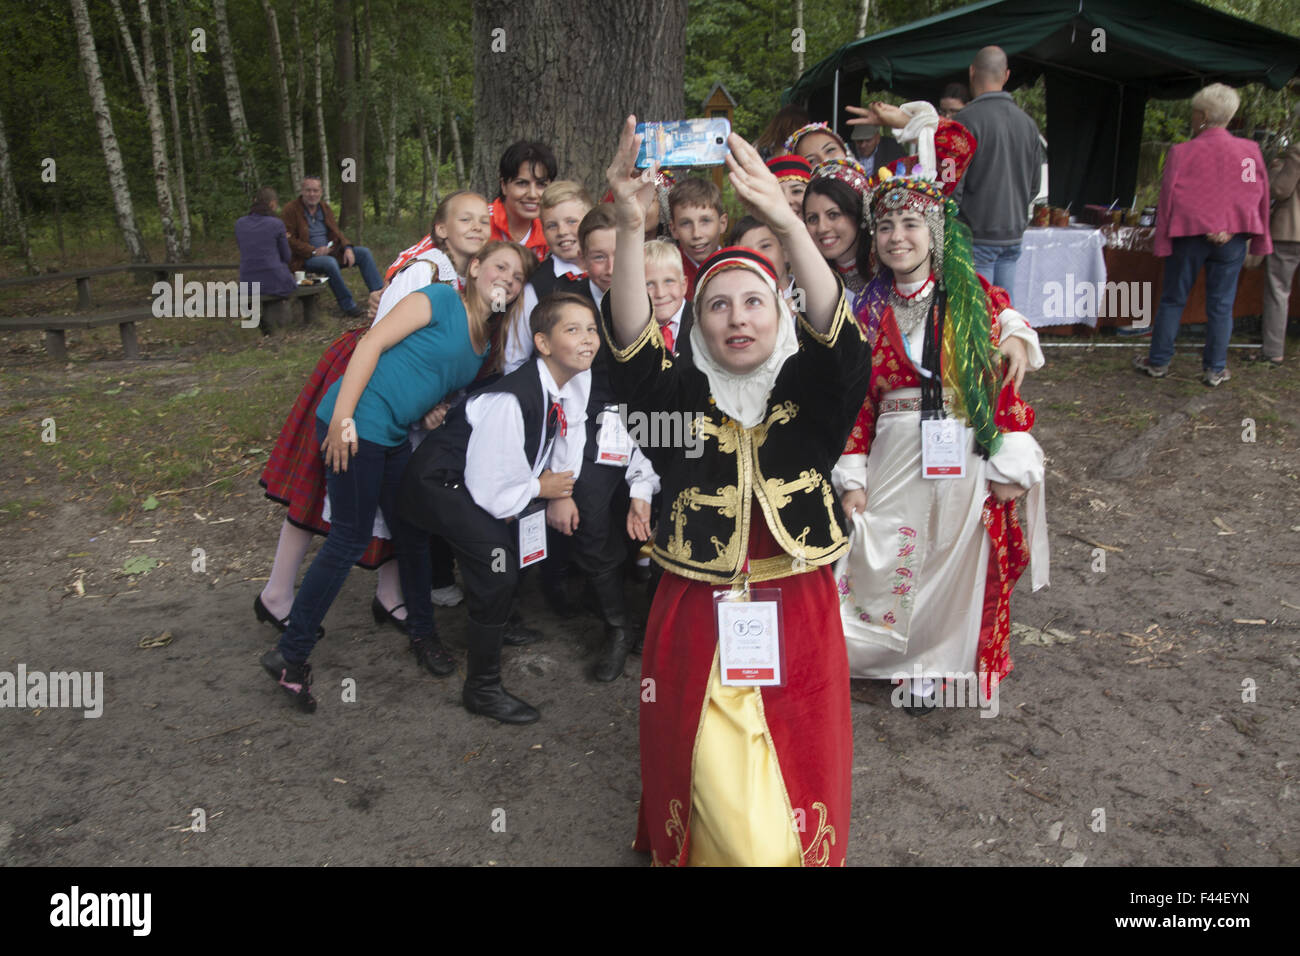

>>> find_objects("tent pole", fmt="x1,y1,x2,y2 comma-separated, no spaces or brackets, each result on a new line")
833,68,841,137
1113,85,1123,203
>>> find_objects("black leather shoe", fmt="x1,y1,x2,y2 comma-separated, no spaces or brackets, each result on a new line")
260,648,317,713
410,635,456,677
371,597,410,635
254,595,324,639
503,613,542,646
462,619,539,724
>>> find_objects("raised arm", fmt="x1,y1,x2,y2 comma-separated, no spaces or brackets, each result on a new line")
606,115,660,347
724,133,838,332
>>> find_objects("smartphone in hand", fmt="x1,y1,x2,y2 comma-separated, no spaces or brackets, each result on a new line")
636,119,731,168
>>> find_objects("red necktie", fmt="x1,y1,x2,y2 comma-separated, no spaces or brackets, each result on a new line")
661,323,675,355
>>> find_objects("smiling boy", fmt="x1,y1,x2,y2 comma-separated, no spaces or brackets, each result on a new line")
667,178,728,301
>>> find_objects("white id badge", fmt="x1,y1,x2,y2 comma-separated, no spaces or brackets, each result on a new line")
594,404,632,467
921,418,966,479
518,508,547,567
714,588,785,686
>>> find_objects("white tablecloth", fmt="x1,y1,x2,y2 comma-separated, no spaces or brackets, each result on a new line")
1010,227,1108,328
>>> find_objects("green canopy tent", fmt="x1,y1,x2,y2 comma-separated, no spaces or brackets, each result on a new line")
783,0,1300,211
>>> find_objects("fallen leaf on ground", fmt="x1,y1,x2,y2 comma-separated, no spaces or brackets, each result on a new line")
138,630,173,649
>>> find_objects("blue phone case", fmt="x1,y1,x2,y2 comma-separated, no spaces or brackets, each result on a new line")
636,119,731,168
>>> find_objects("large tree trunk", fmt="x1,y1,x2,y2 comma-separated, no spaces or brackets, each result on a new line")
444,66,465,189
312,10,331,204
69,0,148,262
334,0,359,229
107,0,181,261
0,104,34,273
855,0,870,39
213,0,258,194
471,0,686,198
157,0,192,258
260,0,303,186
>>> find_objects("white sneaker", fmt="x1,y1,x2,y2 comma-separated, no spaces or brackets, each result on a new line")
430,584,464,607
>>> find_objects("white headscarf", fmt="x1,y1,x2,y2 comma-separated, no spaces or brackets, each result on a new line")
688,258,799,428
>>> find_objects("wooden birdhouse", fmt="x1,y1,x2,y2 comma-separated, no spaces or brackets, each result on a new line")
703,83,737,191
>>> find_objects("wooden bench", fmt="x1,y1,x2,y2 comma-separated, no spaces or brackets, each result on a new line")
260,283,330,332
0,308,153,361
0,262,239,310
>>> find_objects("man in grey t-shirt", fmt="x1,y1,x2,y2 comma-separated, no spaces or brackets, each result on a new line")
953,46,1043,293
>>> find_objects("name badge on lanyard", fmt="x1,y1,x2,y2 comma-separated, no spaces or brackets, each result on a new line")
714,586,785,686
518,507,547,567
594,403,632,467
921,418,966,479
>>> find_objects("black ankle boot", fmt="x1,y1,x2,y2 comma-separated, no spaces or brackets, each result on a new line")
590,570,635,682
462,619,540,724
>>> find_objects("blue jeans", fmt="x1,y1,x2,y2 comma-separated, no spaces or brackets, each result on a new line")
1148,235,1247,372
305,246,382,311
972,243,1022,291
278,420,434,663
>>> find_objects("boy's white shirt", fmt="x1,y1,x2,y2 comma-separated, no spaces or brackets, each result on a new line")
503,254,584,374
464,359,588,519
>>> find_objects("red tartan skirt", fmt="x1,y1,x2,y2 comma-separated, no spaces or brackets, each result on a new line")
258,327,395,569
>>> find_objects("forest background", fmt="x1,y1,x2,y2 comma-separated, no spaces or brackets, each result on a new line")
0,0,1295,274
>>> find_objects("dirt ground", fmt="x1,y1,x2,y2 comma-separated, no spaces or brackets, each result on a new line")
0,321,1296,867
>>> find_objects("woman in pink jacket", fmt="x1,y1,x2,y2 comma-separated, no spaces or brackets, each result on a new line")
1135,83,1272,387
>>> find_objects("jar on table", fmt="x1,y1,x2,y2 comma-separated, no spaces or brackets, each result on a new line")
1138,206,1156,227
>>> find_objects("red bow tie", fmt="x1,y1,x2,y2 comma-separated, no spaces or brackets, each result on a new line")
563,271,588,281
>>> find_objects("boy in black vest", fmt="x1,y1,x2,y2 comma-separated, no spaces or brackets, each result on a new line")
400,294,598,723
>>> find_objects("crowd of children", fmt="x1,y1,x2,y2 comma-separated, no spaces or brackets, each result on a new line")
253,103,1048,865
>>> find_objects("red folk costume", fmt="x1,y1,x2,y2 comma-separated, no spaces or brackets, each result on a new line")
602,248,872,866
831,120,1049,700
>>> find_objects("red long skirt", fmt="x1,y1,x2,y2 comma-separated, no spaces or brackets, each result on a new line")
634,514,853,866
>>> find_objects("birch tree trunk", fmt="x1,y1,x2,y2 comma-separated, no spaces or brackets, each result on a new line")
417,110,432,224
855,0,870,39
261,0,303,186
0,104,34,272
69,0,148,262
794,0,805,80
107,0,181,261
444,67,464,189
291,2,307,182
213,0,258,193
180,0,212,191
157,0,192,258
383,88,397,226
312,8,331,203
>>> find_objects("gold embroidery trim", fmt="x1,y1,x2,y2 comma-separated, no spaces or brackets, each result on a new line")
801,801,837,867
796,285,855,346
603,294,660,364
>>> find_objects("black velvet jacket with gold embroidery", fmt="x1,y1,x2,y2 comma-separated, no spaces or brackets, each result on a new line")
600,284,871,584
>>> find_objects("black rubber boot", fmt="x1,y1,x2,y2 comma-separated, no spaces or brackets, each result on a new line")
590,570,635,682
462,619,540,724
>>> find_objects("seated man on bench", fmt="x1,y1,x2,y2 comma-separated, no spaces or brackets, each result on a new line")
282,175,382,318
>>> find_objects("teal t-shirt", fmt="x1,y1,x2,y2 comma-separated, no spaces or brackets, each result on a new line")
317,283,486,445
